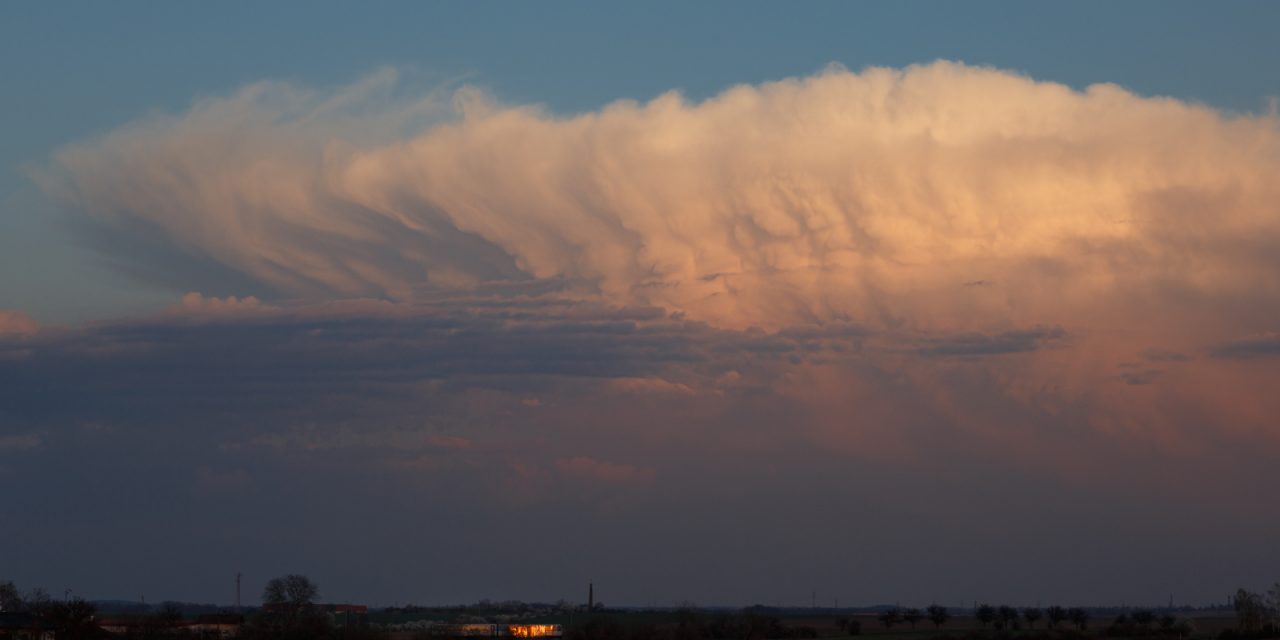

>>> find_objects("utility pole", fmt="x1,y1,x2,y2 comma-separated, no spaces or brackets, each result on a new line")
236,572,242,614
588,583,594,612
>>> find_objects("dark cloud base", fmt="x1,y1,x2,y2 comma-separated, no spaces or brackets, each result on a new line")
2,300,1278,607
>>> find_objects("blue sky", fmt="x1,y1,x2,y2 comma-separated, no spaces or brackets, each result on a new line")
3,1,1279,323
3,3,1280,608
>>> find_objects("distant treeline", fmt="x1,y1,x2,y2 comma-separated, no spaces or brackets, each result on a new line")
5,576,1280,640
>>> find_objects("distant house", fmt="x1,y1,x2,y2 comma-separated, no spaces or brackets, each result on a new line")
186,614,243,638
0,613,53,640
97,614,242,639
324,604,369,627
95,616,153,636
261,603,368,627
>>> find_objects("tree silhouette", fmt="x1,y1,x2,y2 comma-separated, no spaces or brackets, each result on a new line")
997,606,1019,630
842,618,862,636
904,608,922,630
158,601,185,628
927,604,949,629
1132,610,1155,630
45,598,97,640
1067,607,1090,631
252,574,331,640
878,609,902,629
0,583,23,611
976,604,996,629
0,581,21,612
1046,606,1067,629
1023,607,1042,629
1233,589,1265,632
263,574,319,609
1111,613,1132,635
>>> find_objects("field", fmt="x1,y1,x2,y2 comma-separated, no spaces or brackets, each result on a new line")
376,610,1242,640
789,615,1239,638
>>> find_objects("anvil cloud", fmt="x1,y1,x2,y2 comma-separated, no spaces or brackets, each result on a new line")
8,61,1280,605
43,62,1280,335
38,61,1280,444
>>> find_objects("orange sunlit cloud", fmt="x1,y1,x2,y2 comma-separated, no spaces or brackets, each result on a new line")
30,61,1280,484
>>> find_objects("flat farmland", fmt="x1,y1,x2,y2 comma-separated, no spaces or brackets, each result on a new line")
379,611,1239,639
786,614,1239,639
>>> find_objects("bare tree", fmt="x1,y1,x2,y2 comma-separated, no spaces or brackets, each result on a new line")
878,609,902,629
1067,607,1090,631
45,598,97,640
904,608,922,630
253,574,331,640
1267,584,1280,628
927,604,949,629
997,606,1019,630
23,587,52,616
263,574,319,609
158,601,185,627
976,604,996,629
834,616,861,636
1234,589,1265,632
0,581,21,612
1023,607,1042,629
1132,610,1155,630
1046,605,1067,629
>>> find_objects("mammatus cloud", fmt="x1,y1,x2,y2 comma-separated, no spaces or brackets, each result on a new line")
170,292,265,316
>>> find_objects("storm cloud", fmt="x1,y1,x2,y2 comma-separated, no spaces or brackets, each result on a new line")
40,62,1280,337
9,61,1280,606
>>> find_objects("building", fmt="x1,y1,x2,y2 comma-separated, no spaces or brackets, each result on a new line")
96,614,242,639
0,613,53,640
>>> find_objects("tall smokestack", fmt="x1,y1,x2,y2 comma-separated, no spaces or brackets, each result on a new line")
589,583,594,611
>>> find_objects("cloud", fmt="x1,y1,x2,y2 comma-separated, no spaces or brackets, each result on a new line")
607,376,699,395
24,58,1280,477
0,311,39,336
913,326,1066,357
2,293,1278,606
25,60,1280,468
1212,333,1280,359
193,466,252,493
0,434,41,451
13,62,1280,605
1118,366,1162,386
0,296,825,434
169,292,267,317
1142,349,1190,362
555,456,655,486
39,61,1280,341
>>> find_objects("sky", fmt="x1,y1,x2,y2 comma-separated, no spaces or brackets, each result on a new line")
2,2,1280,609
